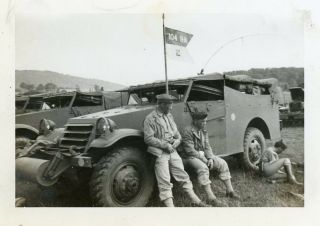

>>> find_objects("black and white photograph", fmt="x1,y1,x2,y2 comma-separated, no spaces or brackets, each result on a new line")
1,0,320,226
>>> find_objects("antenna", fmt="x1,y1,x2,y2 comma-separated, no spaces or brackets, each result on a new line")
199,33,275,75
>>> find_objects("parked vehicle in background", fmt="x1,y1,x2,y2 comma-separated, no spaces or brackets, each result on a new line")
15,91,127,151
16,73,282,207
279,87,304,126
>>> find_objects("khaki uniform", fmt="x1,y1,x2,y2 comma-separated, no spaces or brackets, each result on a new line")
180,125,231,186
144,109,194,201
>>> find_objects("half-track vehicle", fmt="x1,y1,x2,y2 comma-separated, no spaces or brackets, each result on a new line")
15,91,127,152
16,73,282,207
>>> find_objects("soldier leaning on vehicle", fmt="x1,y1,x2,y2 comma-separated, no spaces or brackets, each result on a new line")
143,94,210,207
179,111,240,206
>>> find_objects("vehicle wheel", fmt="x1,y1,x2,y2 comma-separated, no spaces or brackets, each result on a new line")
90,146,154,207
242,127,266,171
16,137,32,157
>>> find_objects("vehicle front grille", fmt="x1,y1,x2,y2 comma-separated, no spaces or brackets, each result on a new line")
59,123,94,151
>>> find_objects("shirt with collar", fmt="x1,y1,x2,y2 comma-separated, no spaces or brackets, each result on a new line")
180,125,214,160
143,108,181,157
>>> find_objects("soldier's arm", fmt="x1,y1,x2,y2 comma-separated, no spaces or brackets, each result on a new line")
168,114,181,147
203,132,214,159
181,128,201,158
143,118,171,150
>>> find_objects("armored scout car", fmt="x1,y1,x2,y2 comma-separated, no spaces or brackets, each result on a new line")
16,73,282,207
15,91,127,151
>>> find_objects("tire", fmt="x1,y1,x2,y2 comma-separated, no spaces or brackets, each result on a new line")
16,137,31,157
90,146,154,207
242,127,266,171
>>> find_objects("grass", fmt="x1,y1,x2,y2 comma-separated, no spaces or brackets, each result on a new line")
16,127,304,207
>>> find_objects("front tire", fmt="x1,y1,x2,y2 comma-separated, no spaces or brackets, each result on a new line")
242,127,266,171
90,146,154,207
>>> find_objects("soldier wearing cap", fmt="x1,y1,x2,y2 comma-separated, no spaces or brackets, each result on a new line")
143,93,209,207
180,111,240,205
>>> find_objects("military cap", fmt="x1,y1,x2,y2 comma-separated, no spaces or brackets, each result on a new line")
191,111,208,120
156,93,176,103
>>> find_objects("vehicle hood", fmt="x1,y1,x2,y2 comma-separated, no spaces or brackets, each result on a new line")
67,105,155,124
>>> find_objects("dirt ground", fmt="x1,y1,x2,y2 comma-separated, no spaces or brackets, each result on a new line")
16,127,304,207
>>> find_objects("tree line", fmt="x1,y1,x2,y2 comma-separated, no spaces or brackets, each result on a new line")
224,67,304,90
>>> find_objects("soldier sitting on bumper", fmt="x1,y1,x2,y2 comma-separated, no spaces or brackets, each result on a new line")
180,112,240,206
143,94,210,207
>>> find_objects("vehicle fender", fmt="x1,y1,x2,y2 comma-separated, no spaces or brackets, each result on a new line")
15,124,39,138
89,128,144,149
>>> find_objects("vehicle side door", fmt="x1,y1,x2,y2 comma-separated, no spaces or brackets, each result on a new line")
184,81,226,155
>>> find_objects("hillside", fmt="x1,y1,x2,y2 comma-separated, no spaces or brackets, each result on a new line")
15,70,126,92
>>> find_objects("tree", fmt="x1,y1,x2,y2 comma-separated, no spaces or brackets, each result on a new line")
75,85,80,91
94,84,100,92
36,84,45,91
44,82,57,91
20,82,35,91
20,82,27,89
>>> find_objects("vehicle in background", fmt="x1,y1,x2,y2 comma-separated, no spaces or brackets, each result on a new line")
279,87,304,126
15,91,128,151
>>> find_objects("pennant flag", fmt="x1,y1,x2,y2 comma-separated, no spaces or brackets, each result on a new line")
164,27,193,62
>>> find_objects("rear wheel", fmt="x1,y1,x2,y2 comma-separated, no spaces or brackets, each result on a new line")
90,146,154,207
242,127,266,171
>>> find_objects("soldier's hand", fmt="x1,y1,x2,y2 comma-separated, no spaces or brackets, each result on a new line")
172,139,180,149
167,144,175,153
207,158,214,170
199,151,205,158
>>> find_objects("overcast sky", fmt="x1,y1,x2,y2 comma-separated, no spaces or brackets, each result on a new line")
16,13,304,86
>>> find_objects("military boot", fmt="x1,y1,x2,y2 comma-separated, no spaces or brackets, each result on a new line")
185,189,211,207
163,198,174,207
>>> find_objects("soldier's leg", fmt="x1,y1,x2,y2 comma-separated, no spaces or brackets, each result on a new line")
211,156,240,199
263,158,288,177
183,158,216,200
169,152,202,205
154,152,174,206
264,158,302,185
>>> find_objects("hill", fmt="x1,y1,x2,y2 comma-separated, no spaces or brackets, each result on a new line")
15,70,126,92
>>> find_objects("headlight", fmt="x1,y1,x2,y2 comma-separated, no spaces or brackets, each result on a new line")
39,119,56,135
96,117,117,136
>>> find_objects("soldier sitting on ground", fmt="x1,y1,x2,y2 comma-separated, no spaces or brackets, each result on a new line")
257,140,303,185
143,94,210,207
179,112,240,207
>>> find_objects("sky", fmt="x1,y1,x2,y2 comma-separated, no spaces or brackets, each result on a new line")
16,12,304,86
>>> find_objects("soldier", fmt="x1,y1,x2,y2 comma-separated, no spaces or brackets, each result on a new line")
180,112,240,205
143,94,209,207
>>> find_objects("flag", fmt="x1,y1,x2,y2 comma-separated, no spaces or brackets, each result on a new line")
164,27,193,62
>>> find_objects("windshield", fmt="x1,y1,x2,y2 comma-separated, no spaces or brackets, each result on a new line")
127,84,188,105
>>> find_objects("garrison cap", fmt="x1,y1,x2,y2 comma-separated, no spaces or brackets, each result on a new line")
191,111,208,120
156,93,176,103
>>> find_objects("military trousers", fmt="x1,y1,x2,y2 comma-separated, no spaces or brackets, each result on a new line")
154,151,193,201
183,155,231,186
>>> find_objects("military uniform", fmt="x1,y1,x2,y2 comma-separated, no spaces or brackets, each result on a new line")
144,109,194,201
180,125,231,186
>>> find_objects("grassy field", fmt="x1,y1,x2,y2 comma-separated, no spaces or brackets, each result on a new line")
16,127,304,207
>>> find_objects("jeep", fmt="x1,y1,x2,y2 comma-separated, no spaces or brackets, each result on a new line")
16,73,282,207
